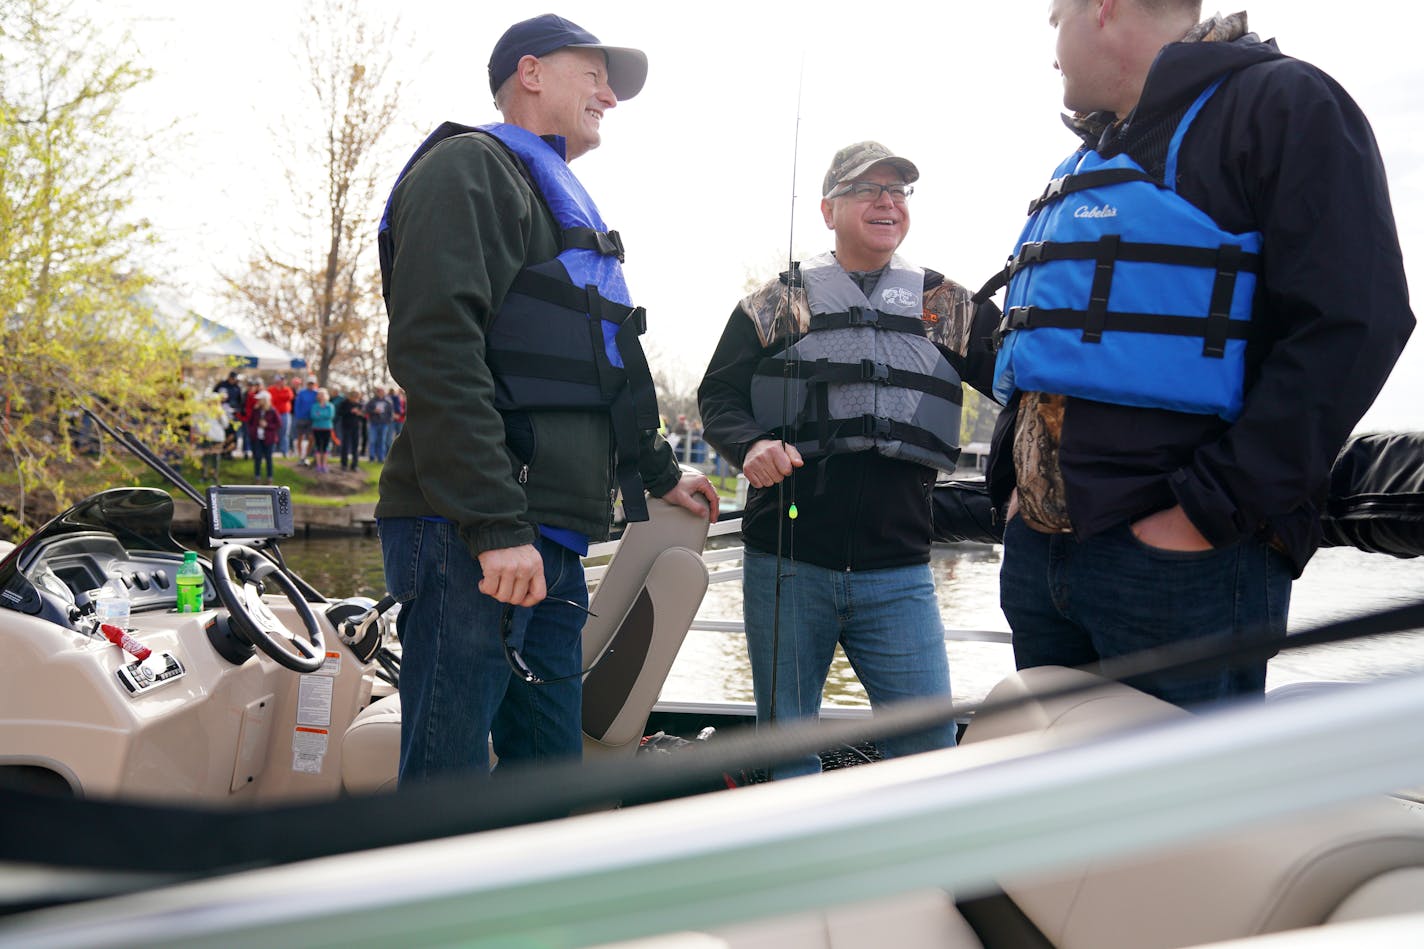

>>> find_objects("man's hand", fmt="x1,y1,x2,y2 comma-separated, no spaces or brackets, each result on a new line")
741,439,803,489
1130,505,1213,552
478,543,546,606
657,470,721,522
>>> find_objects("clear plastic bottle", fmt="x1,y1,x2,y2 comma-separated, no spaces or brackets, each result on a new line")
176,551,205,613
89,577,131,628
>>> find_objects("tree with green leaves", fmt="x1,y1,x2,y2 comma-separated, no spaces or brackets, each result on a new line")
224,0,403,390
0,0,189,534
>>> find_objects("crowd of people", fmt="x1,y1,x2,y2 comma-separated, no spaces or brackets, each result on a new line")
205,370,406,481
373,4,1411,786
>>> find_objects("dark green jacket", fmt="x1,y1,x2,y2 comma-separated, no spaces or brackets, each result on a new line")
377,131,680,558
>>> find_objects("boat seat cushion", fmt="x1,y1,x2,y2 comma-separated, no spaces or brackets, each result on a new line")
341,692,402,795
964,667,1424,949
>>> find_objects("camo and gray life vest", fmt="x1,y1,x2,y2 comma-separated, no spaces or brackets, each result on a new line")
378,121,661,521
749,252,962,474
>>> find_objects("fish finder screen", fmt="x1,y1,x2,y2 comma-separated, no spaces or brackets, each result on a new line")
217,495,276,531
207,485,293,538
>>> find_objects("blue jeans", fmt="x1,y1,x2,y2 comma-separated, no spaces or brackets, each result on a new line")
369,422,391,462
1000,517,1292,708
380,518,586,782
742,550,956,779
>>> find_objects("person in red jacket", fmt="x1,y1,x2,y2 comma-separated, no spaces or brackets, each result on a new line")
267,375,296,456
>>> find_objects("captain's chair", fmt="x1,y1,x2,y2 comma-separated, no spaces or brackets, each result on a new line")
340,495,712,793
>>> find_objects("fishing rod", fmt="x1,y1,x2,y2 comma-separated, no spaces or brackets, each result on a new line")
769,55,806,727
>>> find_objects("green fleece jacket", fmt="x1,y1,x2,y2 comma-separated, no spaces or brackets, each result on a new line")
377,131,680,558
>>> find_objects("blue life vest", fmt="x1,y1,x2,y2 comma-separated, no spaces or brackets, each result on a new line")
988,77,1263,422
750,252,962,474
378,122,661,521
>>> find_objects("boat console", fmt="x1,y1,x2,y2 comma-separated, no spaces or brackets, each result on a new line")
0,487,380,805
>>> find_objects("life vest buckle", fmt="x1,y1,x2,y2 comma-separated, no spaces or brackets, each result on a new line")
1016,241,1046,268
845,306,879,327
599,229,626,263
859,359,892,384
1029,176,1067,214
863,415,894,439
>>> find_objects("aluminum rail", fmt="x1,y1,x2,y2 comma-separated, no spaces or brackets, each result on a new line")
8,670,1424,948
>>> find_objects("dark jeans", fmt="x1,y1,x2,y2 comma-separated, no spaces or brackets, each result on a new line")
339,420,362,468
379,519,586,782
251,440,274,478
999,517,1292,708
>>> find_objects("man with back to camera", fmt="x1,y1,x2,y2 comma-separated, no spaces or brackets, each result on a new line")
376,13,718,783
698,141,1000,778
982,2,1414,706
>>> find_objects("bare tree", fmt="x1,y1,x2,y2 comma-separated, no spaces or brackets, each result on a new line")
225,0,403,388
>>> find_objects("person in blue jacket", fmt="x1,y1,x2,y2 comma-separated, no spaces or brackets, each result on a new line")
986,2,1414,707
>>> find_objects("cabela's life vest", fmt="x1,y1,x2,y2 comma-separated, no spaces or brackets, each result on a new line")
749,251,962,474
379,121,661,521
984,76,1262,422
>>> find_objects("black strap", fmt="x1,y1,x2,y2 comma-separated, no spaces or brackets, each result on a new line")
1082,235,1120,344
1203,243,1242,358
757,357,964,406
1000,305,1255,343
975,240,1259,308
1027,167,1156,215
1008,239,1261,280
777,414,962,468
807,308,927,336
507,269,644,329
486,351,604,388
563,226,625,262
972,264,1011,306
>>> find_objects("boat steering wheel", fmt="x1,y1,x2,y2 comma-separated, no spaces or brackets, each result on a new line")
212,545,326,674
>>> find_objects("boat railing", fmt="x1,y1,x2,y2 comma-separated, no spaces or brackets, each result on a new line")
585,515,1013,646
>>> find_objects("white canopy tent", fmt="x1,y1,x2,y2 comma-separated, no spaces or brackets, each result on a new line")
151,292,308,373
183,313,308,373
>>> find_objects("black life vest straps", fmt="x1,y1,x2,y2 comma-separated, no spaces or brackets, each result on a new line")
972,237,1262,307
807,307,927,336
754,357,964,407
1204,243,1243,358
998,305,1255,351
778,410,963,471
1082,234,1120,344
562,226,625,262
1026,167,1157,216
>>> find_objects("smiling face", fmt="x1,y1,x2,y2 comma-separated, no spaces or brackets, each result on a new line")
523,46,617,161
820,164,911,272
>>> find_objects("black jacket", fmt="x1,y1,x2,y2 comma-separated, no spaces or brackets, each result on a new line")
988,34,1414,576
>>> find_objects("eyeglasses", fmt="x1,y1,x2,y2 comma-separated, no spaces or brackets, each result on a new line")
500,597,604,686
828,181,914,203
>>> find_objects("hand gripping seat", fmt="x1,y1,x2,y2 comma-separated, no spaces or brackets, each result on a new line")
341,495,711,791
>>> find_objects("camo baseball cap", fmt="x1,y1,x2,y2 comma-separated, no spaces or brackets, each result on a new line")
821,141,920,197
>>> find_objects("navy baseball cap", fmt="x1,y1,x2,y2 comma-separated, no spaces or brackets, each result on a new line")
487,14,648,101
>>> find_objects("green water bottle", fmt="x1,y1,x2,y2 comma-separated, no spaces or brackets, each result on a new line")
176,551,205,613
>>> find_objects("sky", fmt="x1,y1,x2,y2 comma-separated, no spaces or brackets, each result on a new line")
86,0,1423,431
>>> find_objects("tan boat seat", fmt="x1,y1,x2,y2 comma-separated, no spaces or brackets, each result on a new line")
963,667,1424,948
340,494,710,792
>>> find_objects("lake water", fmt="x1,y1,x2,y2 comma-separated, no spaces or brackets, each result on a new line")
279,534,1424,708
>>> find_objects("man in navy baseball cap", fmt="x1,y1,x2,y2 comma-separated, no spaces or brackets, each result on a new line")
488,14,648,102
